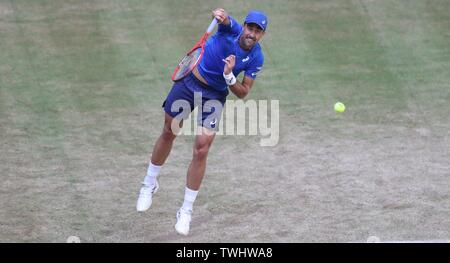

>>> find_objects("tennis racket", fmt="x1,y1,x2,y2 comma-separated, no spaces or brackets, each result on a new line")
171,18,218,81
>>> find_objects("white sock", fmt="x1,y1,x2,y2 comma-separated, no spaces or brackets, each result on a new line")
143,163,162,187
181,187,198,212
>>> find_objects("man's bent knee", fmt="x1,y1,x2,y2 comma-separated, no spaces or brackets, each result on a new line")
193,144,210,161
161,113,181,141
161,124,177,141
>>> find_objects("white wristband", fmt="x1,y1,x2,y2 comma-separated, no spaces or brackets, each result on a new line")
223,72,237,86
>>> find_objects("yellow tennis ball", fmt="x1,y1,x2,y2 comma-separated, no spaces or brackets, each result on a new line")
334,102,345,113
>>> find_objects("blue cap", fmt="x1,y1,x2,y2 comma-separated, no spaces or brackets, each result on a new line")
244,10,268,31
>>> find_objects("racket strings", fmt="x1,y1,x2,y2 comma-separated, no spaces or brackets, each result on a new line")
173,48,202,80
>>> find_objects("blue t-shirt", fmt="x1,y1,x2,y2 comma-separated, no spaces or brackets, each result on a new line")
198,16,264,92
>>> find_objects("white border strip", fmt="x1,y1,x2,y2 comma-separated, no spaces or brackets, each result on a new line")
374,240,450,243
366,236,450,243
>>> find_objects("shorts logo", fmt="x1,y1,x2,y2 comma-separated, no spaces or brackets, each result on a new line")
210,118,217,128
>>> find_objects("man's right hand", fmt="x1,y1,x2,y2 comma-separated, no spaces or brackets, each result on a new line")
212,8,230,25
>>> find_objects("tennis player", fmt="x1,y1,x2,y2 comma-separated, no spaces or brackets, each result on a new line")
136,8,267,236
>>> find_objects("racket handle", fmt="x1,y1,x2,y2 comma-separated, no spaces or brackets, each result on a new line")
206,18,218,34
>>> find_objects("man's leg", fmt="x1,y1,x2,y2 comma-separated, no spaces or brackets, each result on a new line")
143,113,182,186
137,113,181,212
151,113,180,165
186,127,216,190
175,127,216,235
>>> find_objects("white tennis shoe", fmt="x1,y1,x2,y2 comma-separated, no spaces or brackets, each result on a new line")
136,180,159,212
175,208,192,236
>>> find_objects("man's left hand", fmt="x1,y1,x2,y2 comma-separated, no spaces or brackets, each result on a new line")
223,55,235,75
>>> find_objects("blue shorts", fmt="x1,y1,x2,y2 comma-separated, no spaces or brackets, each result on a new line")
163,72,229,130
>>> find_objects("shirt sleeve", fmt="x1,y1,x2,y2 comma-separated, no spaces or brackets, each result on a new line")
245,54,264,80
217,16,242,36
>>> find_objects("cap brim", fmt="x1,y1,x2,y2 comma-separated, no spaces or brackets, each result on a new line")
245,21,265,30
